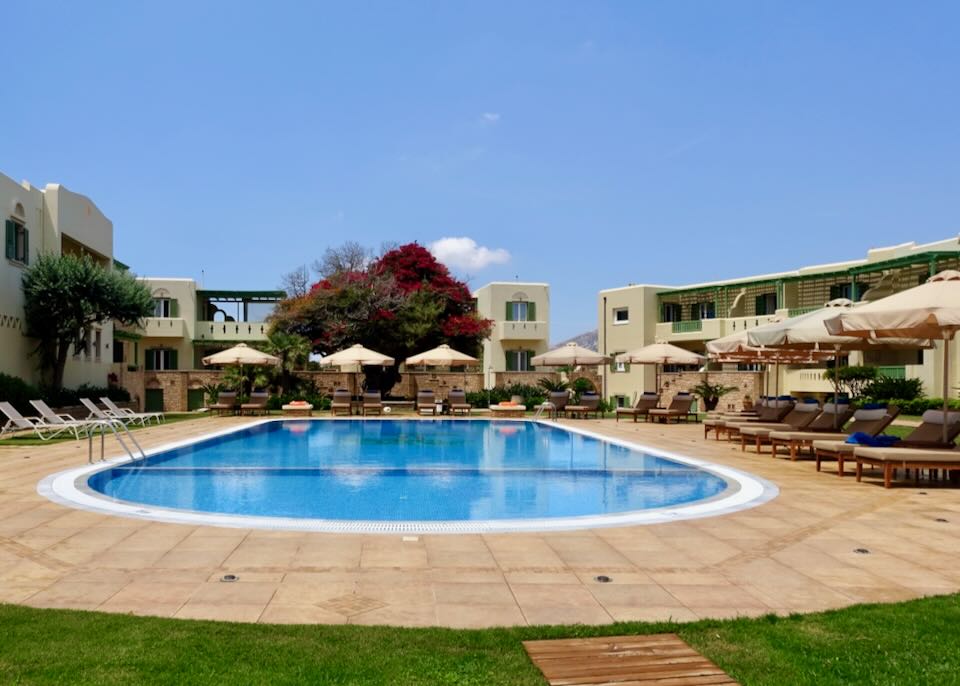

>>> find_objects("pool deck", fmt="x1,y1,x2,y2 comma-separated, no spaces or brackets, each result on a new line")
0,416,958,627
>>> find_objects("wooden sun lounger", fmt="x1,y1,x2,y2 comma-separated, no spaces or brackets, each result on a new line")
615,393,660,422
648,394,696,424
768,406,899,460
361,392,383,416
815,410,960,476
737,403,821,452
331,389,352,416
854,446,960,488
447,389,472,416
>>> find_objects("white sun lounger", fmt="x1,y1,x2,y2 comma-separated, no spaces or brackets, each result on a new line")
0,401,75,440
100,397,164,426
29,400,108,440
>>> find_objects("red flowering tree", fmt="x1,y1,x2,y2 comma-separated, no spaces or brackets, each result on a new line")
271,243,492,395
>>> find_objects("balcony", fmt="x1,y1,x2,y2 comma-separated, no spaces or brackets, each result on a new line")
195,321,270,341
141,317,187,338
877,365,906,380
655,314,782,343
497,320,548,341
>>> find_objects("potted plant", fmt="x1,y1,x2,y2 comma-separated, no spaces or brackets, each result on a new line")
690,380,738,411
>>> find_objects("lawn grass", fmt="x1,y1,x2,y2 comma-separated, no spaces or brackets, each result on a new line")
1,594,959,684
0,413,207,447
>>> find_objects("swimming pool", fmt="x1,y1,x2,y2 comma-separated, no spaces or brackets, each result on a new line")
41,419,777,533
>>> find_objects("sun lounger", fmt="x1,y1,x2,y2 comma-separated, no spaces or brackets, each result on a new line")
615,393,660,422
447,389,472,416
703,398,793,439
768,405,900,460
80,397,139,427
0,401,80,440
565,393,601,419
416,390,436,416
854,446,960,488
208,391,238,416
737,402,821,452
648,392,697,424
29,400,106,439
331,389,353,416
100,396,164,425
815,410,960,476
240,392,270,416
362,391,383,416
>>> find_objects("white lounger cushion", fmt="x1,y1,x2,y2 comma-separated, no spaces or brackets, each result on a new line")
920,409,960,425
852,408,888,421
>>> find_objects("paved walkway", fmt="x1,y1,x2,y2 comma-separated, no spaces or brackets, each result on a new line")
0,416,957,627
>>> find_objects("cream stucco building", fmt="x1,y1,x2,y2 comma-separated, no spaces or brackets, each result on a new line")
473,282,550,388
1,171,118,388
599,237,960,405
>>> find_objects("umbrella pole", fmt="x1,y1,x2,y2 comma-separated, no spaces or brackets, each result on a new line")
774,359,780,399
944,336,952,445
833,344,842,429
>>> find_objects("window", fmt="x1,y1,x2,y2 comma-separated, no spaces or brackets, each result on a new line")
94,329,102,362
661,303,682,322
505,301,536,322
690,302,715,320
113,340,125,364
754,293,777,316
153,298,179,318
505,350,534,371
145,348,178,371
4,219,29,264
613,307,629,324
610,351,629,373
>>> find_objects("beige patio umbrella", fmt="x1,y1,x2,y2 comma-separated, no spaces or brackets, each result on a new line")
202,342,281,366
616,342,705,393
405,344,479,367
531,342,611,367
825,270,960,442
749,299,931,427
202,343,281,398
319,344,395,398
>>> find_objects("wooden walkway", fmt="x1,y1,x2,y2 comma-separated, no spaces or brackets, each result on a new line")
523,633,739,686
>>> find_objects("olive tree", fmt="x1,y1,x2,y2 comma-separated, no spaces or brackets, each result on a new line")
22,253,154,390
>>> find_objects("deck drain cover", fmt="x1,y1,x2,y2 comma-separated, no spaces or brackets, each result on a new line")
220,574,239,582
935,518,949,523
594,575,613,583
853,548,870,555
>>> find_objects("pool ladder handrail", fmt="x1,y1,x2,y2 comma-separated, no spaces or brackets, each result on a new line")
533,402,555,419
86,418,147,464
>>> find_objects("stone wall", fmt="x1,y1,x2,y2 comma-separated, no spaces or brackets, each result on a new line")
659,371,763,412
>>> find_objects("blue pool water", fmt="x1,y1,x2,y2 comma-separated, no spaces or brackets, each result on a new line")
87,420,728,522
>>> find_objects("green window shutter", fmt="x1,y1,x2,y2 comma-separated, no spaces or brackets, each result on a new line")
624,362,630,372
22,228,28,264
505,302,513,321
170,299,179,317
505,351,516,371
145,350,155,371
169,349,179,370
4,220,13,260
527,302,536,321
525,350,534,370
754,295,765,316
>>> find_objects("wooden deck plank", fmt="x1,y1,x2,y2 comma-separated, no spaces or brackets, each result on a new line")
523,633,739,686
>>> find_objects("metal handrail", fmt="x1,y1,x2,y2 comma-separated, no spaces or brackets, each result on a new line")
87,419,147,463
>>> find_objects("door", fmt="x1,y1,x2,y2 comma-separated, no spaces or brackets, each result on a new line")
145,388,164,413
187,388,204,411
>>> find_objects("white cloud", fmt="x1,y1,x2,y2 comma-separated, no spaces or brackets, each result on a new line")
429,237,511,271
480,112,501,125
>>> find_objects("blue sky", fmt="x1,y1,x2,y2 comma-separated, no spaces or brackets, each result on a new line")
4,2,959,342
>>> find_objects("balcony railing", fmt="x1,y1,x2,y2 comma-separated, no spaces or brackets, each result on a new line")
671,320,703,334
877,365,906,380
141,317,187,338
497,320,548,340
195,321,270,341
787,306,820,317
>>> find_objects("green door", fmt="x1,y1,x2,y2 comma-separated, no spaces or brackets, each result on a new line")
187,388,204,411
145,388,164,413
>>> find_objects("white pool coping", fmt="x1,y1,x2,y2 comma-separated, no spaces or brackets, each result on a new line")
38,418,779,534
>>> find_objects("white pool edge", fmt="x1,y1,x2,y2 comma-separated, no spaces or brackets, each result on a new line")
38,418,779,534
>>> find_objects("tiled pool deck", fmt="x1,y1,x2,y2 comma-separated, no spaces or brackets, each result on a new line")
1,417,957,627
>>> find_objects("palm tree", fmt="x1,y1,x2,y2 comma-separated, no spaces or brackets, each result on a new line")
264,330,311,393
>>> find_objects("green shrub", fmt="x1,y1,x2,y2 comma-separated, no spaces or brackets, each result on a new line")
824,365,878,399
467,384,546,410
870,397,960,416
0,373,41,415
864,376,924,402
